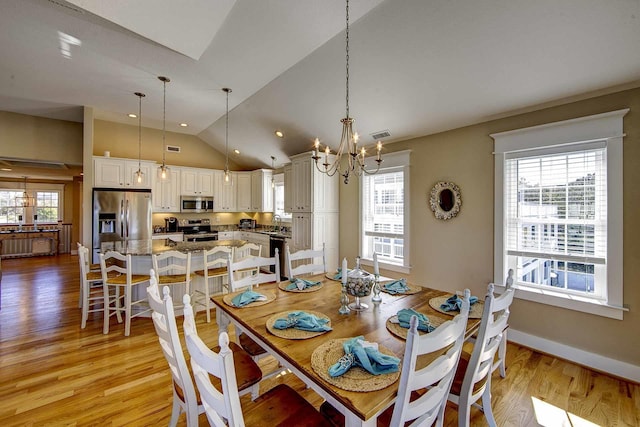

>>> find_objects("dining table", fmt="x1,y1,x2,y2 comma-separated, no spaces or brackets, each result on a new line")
211,273,481,427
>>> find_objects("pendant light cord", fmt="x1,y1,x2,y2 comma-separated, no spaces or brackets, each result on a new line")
345,0,350,119
223,87,231,173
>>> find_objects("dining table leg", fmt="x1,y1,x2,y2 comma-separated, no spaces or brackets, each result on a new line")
215,306,230,334
345,412,376,427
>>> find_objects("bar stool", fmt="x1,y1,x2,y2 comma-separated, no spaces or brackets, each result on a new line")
77,242,100,308
78,245,118,329
193,246,234,322
152,250,193,312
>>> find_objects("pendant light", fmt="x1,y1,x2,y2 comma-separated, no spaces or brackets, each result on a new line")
311,0,383,184
134,91,146,184
17,176,34,207
157,76,171,181
222,87,233,186
271,156,276,188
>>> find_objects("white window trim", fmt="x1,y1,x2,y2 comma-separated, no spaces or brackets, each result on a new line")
359,150,411,274
491,109,628,320
0,182,64,223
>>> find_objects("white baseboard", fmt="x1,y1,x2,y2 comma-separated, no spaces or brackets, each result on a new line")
509,329,640,383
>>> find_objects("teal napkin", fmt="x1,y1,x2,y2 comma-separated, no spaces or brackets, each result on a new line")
273,311,332,332
286,277,321,291
231,290,265,307
440,294,479,312
328,336,400,377
397,308,434,332
333,268,352,280
384,279,409,294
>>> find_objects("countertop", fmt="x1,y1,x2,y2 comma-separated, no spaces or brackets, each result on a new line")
0,229,60,234
100,239,248,255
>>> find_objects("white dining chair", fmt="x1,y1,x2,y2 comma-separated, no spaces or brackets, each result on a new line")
152,250,193,310
321,290,472,427
182,294,332,427
447,283,515,427
286,242,326,278
193,246,234,322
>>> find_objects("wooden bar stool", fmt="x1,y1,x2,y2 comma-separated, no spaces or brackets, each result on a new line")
193,246,233,322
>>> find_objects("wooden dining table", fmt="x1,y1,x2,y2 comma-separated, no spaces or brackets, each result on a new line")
211,274,481,427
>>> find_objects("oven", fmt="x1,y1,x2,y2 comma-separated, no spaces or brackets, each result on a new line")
180,196,213,213
269,234,287,280
178,218,218,242
183,232,218,242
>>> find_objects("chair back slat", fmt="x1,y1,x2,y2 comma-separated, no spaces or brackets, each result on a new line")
227,250,280,292
286,243,326,278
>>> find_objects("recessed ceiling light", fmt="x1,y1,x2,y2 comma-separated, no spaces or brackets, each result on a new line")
1,168,12,171
128,113,137,118
234,149,240,154
275,130,284,138
180,123,188,127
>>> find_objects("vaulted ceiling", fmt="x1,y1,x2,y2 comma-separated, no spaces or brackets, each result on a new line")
1,0,639,176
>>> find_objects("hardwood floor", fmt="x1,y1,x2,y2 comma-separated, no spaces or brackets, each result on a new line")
0,254,637,426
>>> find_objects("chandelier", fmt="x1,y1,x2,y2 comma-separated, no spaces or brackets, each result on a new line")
222,87,232,185
312,0,382,184
16,176,34,207
134,91,146,184
157,76,171,181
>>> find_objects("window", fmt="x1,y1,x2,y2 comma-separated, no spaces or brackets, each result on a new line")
360,150,410,273
272,173,291,219
0,183,63,224
492,109,627,319
0,190,26,223
35,191,60,222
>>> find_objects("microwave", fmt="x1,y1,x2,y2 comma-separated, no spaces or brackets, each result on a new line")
180,196,213,213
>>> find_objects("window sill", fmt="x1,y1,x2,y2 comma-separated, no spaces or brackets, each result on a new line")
496,284,627,320
360,259,411,275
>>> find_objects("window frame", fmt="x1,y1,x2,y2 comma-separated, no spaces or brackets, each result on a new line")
0,182,64,224
359,150,411,274
492,109,628,320
272,173,291,221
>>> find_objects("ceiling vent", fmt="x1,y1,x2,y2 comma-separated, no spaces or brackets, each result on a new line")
0,158,69,170
370,129,391,140
166,145,181,153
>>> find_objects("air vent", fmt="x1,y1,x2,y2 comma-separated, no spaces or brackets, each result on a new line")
0,158,69,170
370,129,391,140
166,145,181,153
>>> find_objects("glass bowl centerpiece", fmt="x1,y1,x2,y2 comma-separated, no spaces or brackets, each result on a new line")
345,259,375,311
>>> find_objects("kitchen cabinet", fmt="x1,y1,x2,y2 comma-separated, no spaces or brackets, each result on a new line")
287,152,338,213
251,169,273,212
94,157,154,189
235,172,252,212
152,168,180,212
283,164,293,213
213,171,237,212
180,167,214,196
290,212,339,273
151,233,183,242
218,231,239,240
291,213,312,251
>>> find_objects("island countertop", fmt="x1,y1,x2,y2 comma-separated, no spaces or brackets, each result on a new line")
100,239,248,256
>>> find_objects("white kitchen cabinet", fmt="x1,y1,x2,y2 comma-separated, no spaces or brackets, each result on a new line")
218,231,238,241
152,233,183,242
152,168,180,212
251,169,273,212
180,167,214,196
235,172,252,212
291,213,312,251
283,164,293,213
213,170,237,212
94,157,154,189
287,152,338,213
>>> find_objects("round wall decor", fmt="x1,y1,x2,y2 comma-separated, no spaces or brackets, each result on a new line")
429,181,462,220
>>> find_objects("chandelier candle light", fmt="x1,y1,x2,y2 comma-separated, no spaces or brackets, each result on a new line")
134,92,145,184
157,76,171,181
312,0,383,184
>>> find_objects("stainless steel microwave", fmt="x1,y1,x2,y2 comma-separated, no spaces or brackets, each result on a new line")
180,196,213,213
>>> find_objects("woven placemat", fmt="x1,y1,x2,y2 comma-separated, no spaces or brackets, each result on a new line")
222,290,276,308
311,339,401,392
428,295,484,319
278,281,324,293
325,273,342,282
266,310,331,340
386,314,446,340
379,280,422,295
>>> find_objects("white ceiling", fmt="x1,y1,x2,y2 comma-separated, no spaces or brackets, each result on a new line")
1,0,639,175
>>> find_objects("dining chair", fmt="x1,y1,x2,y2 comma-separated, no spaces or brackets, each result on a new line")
193,246,234,322
447,283,515,427
77,242,100,308
493,268,515,378
320,290,472,427
152,250,193,310
182,294,332,427
78,245,114,329
286,242,326,278
100,250,151,336
233,242,262,282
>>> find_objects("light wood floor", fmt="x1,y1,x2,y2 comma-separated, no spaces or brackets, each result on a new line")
0,254,637,426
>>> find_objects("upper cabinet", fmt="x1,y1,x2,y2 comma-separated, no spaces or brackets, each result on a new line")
283,164,293,213
180,167,214,196
94,157,154,189
213,170,236,212
251,169,273,212
152,168,180,212
235,171,252,212
287,153,338,213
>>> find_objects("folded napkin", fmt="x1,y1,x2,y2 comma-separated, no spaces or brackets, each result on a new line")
397,308,434,332
286,277,321,291
440,294,479,312
231,290,267,307
328,336,400,377
384,278,409,294
273,311,332,332
333,268,352,280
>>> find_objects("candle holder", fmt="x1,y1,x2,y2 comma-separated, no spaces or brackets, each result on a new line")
371,274,382,303
339,284,351,314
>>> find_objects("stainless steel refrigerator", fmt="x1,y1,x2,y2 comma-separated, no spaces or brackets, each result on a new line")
92,189,152,262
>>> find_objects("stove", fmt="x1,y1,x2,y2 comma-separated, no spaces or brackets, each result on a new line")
178,219,219,242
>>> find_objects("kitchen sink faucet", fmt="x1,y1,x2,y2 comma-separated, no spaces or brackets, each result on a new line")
273,215,282,232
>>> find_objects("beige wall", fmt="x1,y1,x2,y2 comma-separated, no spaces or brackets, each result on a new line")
340,87,640,366
93,120,240,170
0,111,83,164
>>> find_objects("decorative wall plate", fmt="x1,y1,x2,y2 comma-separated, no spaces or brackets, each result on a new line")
429,181,462,220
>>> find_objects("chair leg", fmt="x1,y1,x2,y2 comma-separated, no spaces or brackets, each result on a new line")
124,286,132,337
481,386,497,427
169,394,181,427
205,279,211,323
102,283,110,334
458,395,471,427
81,281,89,329
498,331,507,378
